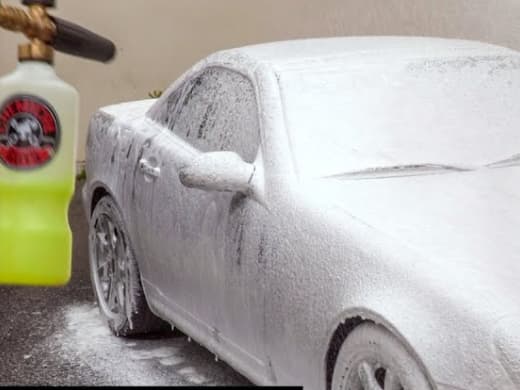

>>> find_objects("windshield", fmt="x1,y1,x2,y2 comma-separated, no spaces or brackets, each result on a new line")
278,54,520,178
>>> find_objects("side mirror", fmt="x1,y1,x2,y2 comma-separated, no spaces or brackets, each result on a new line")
179,151,255,194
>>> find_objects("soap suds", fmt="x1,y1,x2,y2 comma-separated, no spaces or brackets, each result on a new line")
43,303,248,386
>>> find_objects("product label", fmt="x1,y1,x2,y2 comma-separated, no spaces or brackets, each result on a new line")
0,95,61,170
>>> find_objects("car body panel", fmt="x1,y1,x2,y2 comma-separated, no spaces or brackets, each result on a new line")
83,37,520,390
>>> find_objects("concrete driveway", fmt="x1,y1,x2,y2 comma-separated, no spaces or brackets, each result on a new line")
0,180,250,386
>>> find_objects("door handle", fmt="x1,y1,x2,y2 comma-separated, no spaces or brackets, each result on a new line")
139,158,161,178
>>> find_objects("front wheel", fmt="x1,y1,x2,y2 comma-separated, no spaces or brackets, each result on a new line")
331,323,433,390
88,196,168,336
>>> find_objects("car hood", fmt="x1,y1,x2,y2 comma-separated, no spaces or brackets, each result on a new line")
314,166,520,296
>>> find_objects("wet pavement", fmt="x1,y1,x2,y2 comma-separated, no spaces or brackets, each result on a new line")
0,181,250,386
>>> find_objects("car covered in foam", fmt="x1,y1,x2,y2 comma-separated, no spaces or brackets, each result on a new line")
83,36,520,390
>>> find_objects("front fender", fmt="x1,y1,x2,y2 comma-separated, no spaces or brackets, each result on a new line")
321,261,515,390
265,186,514,390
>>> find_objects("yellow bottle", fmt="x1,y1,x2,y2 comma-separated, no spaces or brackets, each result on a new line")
0,60,78,286
0,0,115,285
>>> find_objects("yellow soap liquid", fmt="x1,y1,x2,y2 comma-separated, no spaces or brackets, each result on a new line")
0,61,79,286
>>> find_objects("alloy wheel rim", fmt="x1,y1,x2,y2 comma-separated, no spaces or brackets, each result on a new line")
346,360,405,390
91,212,130,322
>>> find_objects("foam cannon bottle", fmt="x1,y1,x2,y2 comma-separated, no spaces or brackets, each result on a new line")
0,0,115,286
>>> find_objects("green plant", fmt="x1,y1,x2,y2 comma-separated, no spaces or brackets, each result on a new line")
148,90,163,99
76,167,87,181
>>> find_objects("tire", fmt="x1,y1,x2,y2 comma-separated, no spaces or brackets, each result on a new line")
88,196,169,336
331,323,433,390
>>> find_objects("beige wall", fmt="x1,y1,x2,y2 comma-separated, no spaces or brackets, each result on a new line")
1,0,520,161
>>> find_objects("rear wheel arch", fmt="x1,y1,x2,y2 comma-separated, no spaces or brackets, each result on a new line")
90,185,110,216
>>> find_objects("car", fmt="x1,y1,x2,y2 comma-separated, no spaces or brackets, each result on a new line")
82,36,520,390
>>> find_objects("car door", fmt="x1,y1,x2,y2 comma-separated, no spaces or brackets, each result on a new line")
136,66,268,370
172,68,267,369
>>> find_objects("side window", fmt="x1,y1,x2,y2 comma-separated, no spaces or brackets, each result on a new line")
170,68,260,163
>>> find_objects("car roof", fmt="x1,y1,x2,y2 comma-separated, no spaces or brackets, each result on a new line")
140,36,517,123
208,36,516,73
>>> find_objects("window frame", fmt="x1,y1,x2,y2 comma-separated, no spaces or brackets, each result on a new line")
159,66,262,163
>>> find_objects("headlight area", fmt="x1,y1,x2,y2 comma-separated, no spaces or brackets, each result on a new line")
494,316,520,387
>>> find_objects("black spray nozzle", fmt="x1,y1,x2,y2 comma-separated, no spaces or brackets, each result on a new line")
50,16,116,63
22,0,55,7
0,0,116,63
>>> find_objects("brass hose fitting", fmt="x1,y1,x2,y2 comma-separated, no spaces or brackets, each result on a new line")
0,1,56,63
0,2,56,41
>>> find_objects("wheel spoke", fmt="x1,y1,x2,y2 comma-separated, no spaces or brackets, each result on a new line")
100,216,110,237
116,230,128,310
96,231,109,248
100,218,114,252
108,234,126,315
100,281,110,299
97,258,109,271
358,361,383,390
123,242,133,309
96,231,111,279
117,281,126,312
384,369,402,390
107,219,118,250
115,233,126,272
107,279,118,311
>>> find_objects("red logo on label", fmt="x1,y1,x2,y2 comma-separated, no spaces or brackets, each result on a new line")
0,95,60,170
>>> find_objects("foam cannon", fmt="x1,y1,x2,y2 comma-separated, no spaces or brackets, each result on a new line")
0,0,116,286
